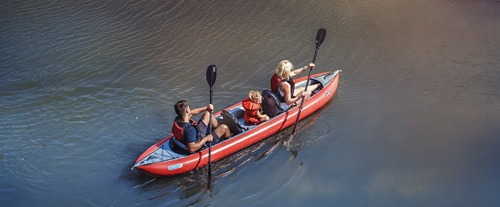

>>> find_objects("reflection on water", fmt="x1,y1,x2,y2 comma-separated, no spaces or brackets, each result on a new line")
1,0,500,206
133,108,330,202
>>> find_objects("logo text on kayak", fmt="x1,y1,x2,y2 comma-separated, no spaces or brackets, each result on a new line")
168,164,183,170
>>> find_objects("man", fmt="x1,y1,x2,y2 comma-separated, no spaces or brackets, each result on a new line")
172,100,230,153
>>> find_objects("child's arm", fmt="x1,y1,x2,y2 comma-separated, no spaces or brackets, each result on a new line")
256,110,265,119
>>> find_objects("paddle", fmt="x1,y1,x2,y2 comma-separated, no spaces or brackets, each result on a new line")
291,28,326,136
205,64,217,190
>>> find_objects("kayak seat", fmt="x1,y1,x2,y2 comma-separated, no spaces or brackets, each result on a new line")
261,90,287,118
169,137,190,155
221,109,249,135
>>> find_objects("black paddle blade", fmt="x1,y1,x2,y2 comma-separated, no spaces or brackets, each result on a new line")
315,28,327,47
206,64,217,87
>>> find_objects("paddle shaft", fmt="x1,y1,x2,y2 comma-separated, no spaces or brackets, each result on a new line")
291,46,319,135
205,64,217,190
207,85,213,189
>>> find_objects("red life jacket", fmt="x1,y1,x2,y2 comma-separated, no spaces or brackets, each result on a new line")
242,98,262,124
270,74,281,94
171,118,198,142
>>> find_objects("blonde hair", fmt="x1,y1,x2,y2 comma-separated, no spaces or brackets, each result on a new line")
275,60,294,79
248,90,262,102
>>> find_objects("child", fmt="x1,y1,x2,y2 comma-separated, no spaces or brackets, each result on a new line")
242,90,270,125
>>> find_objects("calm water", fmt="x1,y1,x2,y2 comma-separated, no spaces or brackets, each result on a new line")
1,0,500,206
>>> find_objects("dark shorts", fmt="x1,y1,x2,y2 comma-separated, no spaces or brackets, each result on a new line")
196,120,221,147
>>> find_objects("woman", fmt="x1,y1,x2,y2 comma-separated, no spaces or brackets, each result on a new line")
270,60,320,108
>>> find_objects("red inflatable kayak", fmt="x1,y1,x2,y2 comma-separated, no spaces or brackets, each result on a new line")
133,70,341,177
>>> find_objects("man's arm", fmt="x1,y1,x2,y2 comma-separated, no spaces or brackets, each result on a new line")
187,135,212,153
184,126,213,153
190,104,213,116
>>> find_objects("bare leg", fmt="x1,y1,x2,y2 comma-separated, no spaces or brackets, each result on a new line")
200,111,219,129
213,124,230,139
211,115,218,128
293,87,305,97
260,115,270,122
307,83,320,92
294,83,321,101
200,111,211,126
304,83,321,100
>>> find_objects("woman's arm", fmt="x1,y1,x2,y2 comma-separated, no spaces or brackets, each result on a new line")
290,66,306,77
281,82,305,105
290,63,315,77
